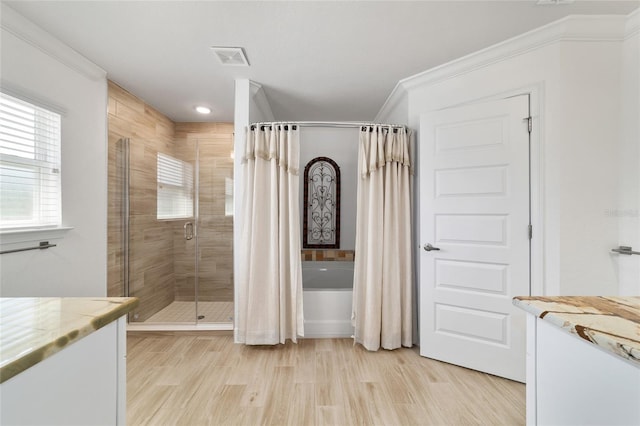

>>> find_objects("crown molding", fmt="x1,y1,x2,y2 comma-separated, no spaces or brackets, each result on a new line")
625,8,640,39
401,14,629,92
375,12,636,116
0,3,106,81
374,82,407,123
249,80,275,122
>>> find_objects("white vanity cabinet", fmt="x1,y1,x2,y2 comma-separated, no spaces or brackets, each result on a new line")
514,296,640,426
0,298,137,426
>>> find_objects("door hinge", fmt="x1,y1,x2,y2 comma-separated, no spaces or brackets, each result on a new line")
528,224,533,240
526,116,532,133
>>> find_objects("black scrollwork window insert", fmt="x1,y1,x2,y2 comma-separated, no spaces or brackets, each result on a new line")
303,157,340,249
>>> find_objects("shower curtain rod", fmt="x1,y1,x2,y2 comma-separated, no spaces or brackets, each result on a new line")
250,121,407,130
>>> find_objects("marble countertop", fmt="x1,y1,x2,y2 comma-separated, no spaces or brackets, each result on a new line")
0,297,138,383
513,296,640,366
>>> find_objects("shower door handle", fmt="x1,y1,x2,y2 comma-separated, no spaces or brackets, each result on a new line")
184,222,194,240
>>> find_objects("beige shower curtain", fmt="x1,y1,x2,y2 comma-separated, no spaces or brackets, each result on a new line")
353,125,413,351
236,124,304,344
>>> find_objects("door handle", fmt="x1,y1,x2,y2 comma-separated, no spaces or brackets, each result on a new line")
423,243,440,252
612,246,640,255
184,222,194,240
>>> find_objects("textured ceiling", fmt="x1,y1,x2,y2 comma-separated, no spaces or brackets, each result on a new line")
5,1,639,123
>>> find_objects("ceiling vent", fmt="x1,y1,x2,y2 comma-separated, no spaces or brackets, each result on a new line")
211,47,249,66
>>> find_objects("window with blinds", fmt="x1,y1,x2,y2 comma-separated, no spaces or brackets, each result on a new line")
157,152,194,219
0,92,61,230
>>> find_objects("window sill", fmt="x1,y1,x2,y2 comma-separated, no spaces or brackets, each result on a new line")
0,226,73,246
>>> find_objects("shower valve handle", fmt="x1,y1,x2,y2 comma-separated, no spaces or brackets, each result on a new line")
423,243,440,252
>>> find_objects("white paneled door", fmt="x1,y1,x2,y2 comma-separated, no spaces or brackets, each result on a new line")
419,95,530,382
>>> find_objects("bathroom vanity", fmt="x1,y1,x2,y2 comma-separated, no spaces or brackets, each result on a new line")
513,296,640,426
0,297,138,425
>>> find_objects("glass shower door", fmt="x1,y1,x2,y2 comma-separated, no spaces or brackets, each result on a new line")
119,137,198,324
166,137,198,323
113,134,234,327
195,137,234,324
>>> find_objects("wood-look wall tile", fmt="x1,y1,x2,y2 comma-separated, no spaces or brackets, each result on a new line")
107,82,235,312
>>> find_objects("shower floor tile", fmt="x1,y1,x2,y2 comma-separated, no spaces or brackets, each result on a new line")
144,301,233,323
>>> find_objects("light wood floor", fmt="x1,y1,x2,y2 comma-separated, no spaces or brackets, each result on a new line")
127,333,525,425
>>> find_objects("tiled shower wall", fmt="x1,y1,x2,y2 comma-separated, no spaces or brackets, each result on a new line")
107,82,176,321
107,81,234,320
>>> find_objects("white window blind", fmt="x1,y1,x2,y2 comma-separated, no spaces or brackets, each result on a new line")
157,152,193,219
0,92,61,229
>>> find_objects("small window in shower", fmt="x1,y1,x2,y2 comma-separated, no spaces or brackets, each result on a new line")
157,153,193,219
303,157,340,248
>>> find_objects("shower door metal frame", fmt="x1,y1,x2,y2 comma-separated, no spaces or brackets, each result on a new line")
120,138,131,306
193,140,200,321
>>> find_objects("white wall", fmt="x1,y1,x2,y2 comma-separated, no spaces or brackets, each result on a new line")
299,127,359,249
380,14,637,297
233,79,249,342
0,5,108,296
617,18,640,295
554,40,622,295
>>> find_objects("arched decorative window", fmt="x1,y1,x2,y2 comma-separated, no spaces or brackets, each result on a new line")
303,157,340,248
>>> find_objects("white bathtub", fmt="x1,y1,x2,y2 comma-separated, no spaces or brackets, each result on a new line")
302,261,354,338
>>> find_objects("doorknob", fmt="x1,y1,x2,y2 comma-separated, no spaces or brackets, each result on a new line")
612,246,640,255
423,243,440,251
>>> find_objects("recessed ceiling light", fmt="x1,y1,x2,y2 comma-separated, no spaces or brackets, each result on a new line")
195,106,211,114
211,47,250,66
